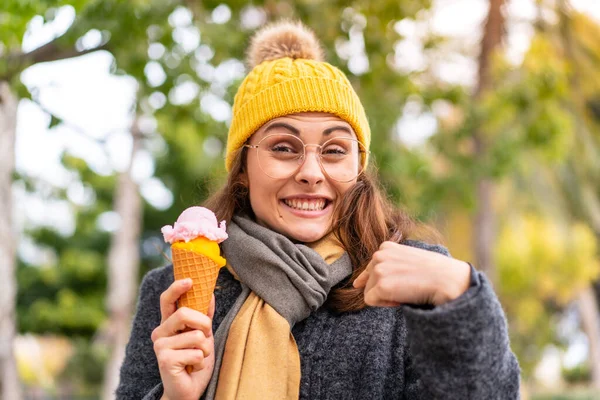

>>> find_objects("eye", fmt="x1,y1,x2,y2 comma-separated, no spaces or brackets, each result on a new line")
271,143,298,153
322,143,349,157
323,146,347,155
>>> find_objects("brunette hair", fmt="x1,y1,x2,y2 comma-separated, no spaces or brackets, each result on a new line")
204,147,433,312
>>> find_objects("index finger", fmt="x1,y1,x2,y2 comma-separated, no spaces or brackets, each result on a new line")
155,306,214,340
159,278,192,323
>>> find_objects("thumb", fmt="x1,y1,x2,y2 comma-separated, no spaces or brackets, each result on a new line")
207,294,216,320
353,269,369,289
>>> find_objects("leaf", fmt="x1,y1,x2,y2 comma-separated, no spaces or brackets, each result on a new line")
48,114,62,129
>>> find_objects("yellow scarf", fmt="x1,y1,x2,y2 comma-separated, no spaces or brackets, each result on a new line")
215,233,345,399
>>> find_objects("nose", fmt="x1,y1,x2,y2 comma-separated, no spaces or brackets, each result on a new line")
294,146,324,186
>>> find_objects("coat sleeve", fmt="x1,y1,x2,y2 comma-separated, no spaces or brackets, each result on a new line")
401,242,521,399
115,266,173,400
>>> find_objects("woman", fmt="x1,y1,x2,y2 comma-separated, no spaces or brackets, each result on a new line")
117,20,520,400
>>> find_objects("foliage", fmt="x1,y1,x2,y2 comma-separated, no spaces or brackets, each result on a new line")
0,0,89,51
496,213,600,376
531,390,600,400
16,156,113,337
58,337,107,395
428,36,576,213
562,363,592,385
483,36,575,163
437,9,600,380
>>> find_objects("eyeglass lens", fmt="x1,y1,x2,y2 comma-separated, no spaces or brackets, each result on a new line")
255,134,365,182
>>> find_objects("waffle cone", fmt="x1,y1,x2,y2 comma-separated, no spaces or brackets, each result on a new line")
172,247,221,314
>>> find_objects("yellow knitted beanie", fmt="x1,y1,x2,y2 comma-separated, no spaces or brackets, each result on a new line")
225,21,371,171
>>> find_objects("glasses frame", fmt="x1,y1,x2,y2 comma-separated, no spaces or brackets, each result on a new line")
243,133,369,183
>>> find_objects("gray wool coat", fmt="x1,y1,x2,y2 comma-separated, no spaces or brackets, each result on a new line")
116,241,520,399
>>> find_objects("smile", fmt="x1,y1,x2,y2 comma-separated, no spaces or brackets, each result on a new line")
282,198,328,211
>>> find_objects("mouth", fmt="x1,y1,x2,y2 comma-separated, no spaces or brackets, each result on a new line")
280,196,332,215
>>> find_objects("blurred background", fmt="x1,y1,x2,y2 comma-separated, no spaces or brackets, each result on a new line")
1,0,600,399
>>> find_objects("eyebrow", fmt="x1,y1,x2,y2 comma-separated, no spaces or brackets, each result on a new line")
263,122,353,136
323,125,353,136
264,122,300,135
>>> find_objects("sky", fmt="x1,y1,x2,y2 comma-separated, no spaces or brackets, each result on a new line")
10,0,600,384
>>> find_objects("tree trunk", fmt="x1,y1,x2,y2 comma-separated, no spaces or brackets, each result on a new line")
101,116,143,400
578,287,600,388
472,0,505,281
0,82,22,399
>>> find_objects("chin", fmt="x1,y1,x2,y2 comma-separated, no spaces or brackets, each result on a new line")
285,227,329,243
254,214,330,243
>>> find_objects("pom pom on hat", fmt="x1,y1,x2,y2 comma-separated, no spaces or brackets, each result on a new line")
246,20,324,68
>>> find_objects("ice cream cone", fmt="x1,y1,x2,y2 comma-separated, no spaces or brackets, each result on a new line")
172,247,221,315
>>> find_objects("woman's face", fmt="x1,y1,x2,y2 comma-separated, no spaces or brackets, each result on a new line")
242,112,360,243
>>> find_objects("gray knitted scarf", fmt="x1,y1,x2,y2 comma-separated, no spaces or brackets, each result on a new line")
204,214,353,399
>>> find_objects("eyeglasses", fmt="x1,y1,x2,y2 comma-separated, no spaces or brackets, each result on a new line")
244,133,368,183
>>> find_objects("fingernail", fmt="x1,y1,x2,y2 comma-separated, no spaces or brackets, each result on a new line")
182,278,192,286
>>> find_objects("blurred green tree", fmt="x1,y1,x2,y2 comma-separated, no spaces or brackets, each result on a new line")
2,2,106,397
407,1,600,385
496,213,599,376
463,3,600,385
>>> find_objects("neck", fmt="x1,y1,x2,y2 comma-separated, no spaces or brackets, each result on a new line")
306,232,345,265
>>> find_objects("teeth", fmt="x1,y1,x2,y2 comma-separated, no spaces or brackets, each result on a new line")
284,199,326,211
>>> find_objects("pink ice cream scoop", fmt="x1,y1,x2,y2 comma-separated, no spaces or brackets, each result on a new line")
161,206,228,244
